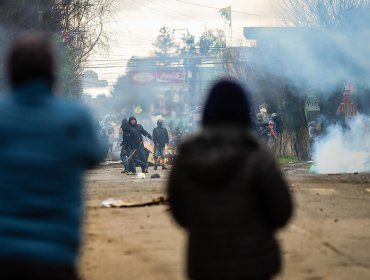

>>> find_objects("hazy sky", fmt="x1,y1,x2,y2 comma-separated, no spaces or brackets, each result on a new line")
85,0,280,96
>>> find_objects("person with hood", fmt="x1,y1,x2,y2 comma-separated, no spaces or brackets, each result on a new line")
255,112,270,144
127,116,152,174
0,32,105,279
172,126,183,147
152,119,169,170
167,79,293,280
120,118,130,173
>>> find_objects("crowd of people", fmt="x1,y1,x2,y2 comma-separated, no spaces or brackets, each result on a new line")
117,116,183,175
0,32,292,280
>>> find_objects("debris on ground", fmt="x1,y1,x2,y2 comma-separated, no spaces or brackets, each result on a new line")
150,174,161,179
136,172,146,179
102,197,169,208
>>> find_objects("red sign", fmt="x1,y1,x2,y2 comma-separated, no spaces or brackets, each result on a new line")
156,71,184,83
130,70,184,85
130,71,155,84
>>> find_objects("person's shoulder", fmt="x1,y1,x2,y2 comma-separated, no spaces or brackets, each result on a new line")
0,95,9,107
51,99,94,124
54,99,90,114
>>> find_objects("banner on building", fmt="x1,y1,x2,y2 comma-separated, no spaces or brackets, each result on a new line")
130,70,184,85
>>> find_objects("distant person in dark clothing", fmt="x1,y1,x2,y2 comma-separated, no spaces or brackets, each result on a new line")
0,32,105,280
172,126,183,147
153,119,169,170
127,116,151,174
255,112,270,144
271,113,283,135
99,128,109,158
120,118,130,173
167,79,293,280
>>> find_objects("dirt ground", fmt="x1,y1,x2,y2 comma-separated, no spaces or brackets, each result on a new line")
79,163,370,280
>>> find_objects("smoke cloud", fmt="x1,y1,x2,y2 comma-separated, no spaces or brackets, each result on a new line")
244,8,370,92
313,114,370,174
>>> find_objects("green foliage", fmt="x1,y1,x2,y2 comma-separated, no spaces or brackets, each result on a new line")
198,29,226,55
179,33,196,55
153,26,178,57
152,26,226,58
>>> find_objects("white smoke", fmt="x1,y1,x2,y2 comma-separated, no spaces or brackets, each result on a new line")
313,114,370,174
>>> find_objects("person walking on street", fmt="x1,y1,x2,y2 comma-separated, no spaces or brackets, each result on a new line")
0,32,105,280
120,118,130,173
127,116,152,174
153,120,169,170
167,79,293,280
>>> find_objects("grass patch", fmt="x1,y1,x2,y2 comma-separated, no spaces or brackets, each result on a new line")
277,157,299,165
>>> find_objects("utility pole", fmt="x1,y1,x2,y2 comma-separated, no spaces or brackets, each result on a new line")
173,28,190,114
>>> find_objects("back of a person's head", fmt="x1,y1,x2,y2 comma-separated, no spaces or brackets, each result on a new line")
6,32,55,88
202,78,252,128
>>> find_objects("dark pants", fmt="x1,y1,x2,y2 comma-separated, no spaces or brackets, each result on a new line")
120,147,129,170
136,143,148,172
0,261,79,280
128,144,148,173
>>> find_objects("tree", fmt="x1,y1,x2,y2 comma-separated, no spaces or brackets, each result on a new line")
153,26,178,58
223,46,311,159
179,33,197,55
278,0,370,27
198,29,226,55
0,0,115,96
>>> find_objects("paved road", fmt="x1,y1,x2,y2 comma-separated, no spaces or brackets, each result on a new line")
80,164,370,280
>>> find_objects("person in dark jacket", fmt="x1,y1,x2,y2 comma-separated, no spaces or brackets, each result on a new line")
0,32,105,279
255,112,270,144
120,118,130,173
167,79,293,280
153,119,169,170
127,116,152,174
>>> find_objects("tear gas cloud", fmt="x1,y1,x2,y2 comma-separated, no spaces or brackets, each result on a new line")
313,115,370,174
245,8,370,92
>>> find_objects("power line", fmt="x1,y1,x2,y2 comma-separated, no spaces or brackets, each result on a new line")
129,0,190,24
145,0,206,25
173,0,277,18
85,61,225,69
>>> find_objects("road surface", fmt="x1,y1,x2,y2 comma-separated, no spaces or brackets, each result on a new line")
79,163,370,280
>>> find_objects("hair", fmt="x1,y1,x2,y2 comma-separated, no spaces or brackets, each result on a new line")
202,78,252,128
6,32,56,87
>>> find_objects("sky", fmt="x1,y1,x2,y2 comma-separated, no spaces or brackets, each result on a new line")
84,0,280,97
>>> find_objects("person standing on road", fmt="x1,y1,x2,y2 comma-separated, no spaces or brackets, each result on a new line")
167,79,293,280
120,118,130,173
127,116,151,174
152,119,169,170
172,126,183,147
255,112,270,144
0,32,105,280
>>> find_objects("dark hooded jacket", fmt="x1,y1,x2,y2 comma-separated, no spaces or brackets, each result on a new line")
127,116,151,149
153,121,169,147
120,118,130,151
167,79,293,280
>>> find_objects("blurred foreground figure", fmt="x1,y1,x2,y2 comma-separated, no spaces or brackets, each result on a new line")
0,33,104,279
168,79,293,280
